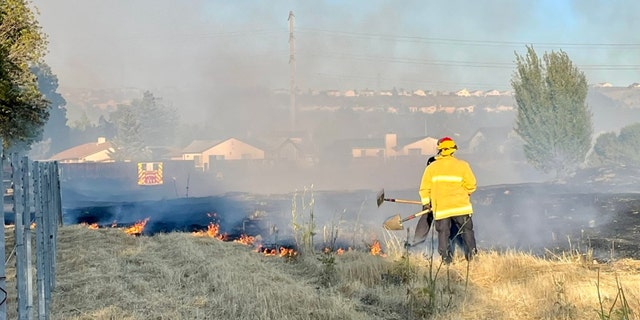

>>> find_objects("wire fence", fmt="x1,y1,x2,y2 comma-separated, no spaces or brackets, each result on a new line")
1,139,61,320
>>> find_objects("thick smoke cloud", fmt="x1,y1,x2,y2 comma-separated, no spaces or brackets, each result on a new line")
29,1,639,255
33,1,640,122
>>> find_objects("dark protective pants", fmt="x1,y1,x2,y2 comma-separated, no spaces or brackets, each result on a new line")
434,215,477,261
414,212,466,255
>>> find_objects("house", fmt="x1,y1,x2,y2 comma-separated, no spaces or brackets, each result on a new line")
395,135,439,157
48,137,114,163
324,90,341,97
413,89,427,96
485,89,502,96
344,90,357,97
177,138,265,171
465,126,517,155
265,138,317,167
346,133,438,159
359,89,375,96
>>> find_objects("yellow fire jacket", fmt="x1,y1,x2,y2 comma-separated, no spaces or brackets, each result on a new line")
419,155,477,220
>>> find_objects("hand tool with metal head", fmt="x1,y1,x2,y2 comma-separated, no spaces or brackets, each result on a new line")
376,189,421,207
382,207,431,230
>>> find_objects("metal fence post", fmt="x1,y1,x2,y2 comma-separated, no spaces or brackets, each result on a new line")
21,157,33,319
12,154,27,319
33,162,48,320
48,162,58,292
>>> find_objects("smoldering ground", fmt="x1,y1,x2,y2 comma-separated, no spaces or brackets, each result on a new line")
56,176,640,260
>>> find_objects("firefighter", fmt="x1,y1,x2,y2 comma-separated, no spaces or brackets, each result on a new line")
419,137,477,264
410,151,467,257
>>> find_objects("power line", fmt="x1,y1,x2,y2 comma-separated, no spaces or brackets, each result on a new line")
297,27,640,49
67,28,286,41
298,51,640,71
314,72,510,90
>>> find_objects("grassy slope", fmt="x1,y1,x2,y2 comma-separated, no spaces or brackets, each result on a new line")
5,225,640,320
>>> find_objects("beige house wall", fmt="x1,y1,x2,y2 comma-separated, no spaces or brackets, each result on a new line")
181,153,203,169
82,149,114,163
352,136,438,159
205,138,264,160
352,148,384,158
385,133,398,157
400,137,438,156
180,138,265,171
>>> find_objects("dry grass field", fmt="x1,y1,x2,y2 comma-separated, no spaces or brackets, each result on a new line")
4,223,640,320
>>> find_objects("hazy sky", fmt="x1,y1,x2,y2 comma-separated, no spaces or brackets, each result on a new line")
32,0,639,95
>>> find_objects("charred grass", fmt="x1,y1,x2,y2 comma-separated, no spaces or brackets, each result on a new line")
3,225,640,320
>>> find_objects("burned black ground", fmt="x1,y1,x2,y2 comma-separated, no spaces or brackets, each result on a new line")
12,165,636,261
471,183,640,261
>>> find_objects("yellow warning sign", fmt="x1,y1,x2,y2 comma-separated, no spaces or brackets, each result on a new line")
137,162,163,185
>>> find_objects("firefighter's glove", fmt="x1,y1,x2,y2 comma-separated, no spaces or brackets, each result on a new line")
422,204,431,212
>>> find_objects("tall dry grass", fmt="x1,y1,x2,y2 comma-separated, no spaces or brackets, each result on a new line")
4,224,640,319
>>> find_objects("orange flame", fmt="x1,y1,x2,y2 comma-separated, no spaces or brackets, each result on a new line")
322,247,347,255
257,247,275,255
124,218,150,235
80,222,98,229
192,222,226,240
256,246,297,258
370,240,385,256
279,247,297,258
233,234,255,246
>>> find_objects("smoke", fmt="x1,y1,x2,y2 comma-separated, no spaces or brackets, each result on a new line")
29,1,639,255
32,0,640,123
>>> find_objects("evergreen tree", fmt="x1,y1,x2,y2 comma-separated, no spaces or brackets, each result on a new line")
108,105,150,162
511,46,592,178
133,91,179,147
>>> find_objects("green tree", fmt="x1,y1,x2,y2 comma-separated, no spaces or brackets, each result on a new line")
106,91,179,160
590,132,620,166
132,91,179,147
108,105,150,162
32,63,70,155
590,123,640,166
70,111,92,131
511,45,592,178
617,123,640,163
0,0,49,151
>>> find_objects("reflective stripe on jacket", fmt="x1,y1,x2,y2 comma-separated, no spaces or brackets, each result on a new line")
419,155,477,220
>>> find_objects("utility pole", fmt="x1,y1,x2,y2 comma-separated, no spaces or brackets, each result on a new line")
288,11,296,133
